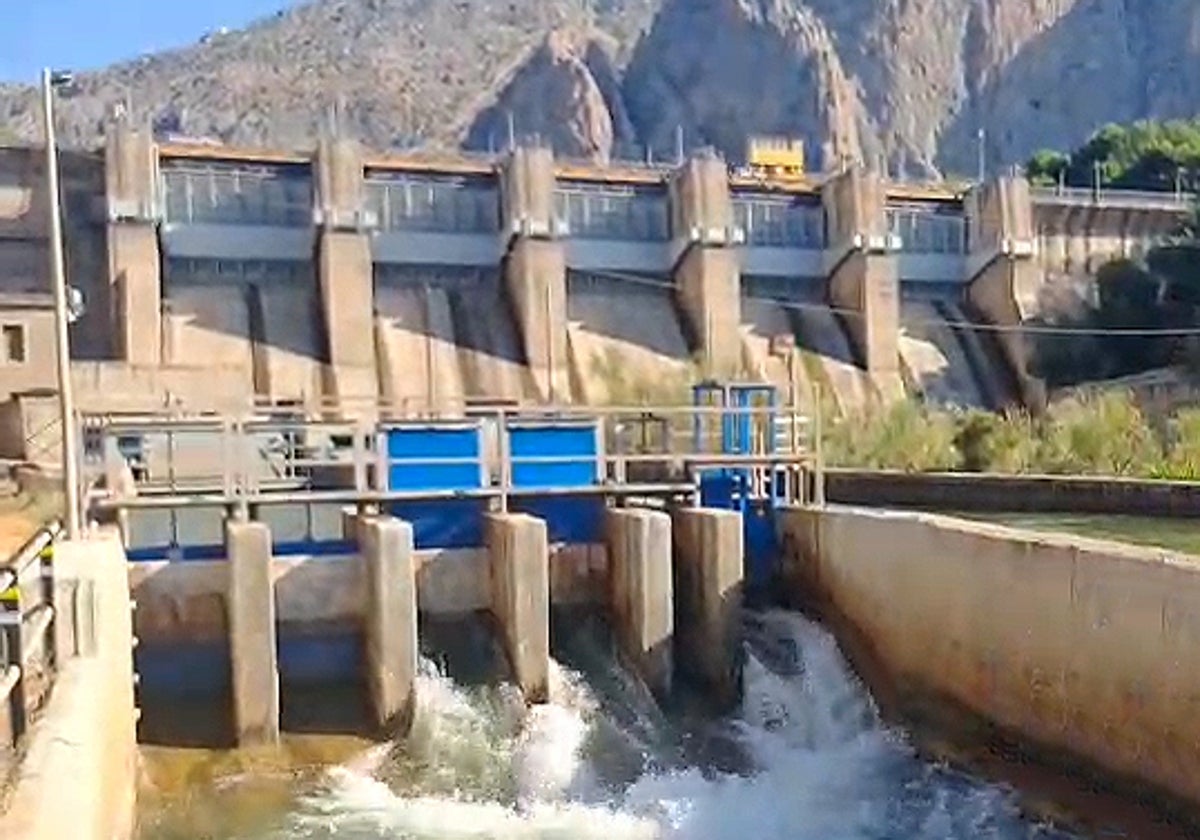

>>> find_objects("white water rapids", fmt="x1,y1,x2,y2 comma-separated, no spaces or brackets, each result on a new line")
161,610,1064,840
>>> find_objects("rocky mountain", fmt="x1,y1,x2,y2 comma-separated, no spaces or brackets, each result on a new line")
1,0,1198,177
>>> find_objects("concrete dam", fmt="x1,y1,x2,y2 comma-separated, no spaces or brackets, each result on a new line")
4,394,1200,838
0,119,1192,451
3,122,1200,839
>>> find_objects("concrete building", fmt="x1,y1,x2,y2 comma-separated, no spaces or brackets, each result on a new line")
0,117,1192,458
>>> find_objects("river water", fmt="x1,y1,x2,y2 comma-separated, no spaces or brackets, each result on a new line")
136,610,1076,840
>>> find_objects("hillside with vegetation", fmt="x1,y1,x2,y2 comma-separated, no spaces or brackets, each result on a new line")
1023,122,1200,388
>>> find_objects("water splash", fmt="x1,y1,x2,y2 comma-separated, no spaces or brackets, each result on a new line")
143,610,1073,840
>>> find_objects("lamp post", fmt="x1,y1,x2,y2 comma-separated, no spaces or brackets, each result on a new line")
976,128,986,184
40,68,80,540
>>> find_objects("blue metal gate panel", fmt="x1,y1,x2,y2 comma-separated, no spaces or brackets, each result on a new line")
384,422,487,549
385,422,485,491
508,421,600,489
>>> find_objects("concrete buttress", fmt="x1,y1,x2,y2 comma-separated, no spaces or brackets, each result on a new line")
606,507,673,700
672,507,744,711
361,515,418,734
486,512,550,703
225,519,280,745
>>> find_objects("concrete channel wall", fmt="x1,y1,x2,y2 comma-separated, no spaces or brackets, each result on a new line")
826,469,1200,516
779,505,1200,812
0,529,137,840
131,506,743,744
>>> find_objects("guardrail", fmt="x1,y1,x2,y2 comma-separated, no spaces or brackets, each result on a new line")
80,402,823,514
1,521,61,757
1031,186,1196,211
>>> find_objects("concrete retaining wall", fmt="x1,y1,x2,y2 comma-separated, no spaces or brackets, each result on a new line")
0,529,137,840
779,505,1200,812
826,469,1200,517
129,543,609,648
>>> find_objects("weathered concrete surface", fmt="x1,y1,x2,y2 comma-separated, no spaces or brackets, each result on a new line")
779,505,1200,812
225,520,279,746
825,469,1200,517
128,543,609,645
606,508,673,699
0,529,136,840
361,516,417,734
671,507,743,711
486,513,550,703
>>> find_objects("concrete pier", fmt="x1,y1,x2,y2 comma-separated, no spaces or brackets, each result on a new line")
225,520,279,746
605,508,673,700
361,516,417,734
671,508,744,711
486,513,550,703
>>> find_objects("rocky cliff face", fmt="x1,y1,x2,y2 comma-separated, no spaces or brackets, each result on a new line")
464,30,638,161
1,0,1198,176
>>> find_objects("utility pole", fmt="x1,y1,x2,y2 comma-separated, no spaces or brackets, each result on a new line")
41,68,81,539
976,128,986,184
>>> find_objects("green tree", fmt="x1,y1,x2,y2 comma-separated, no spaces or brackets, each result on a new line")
1025,148,1069,186
1025,119,1200,193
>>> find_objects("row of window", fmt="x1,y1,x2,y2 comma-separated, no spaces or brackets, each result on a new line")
365,178,500,234
887,210,969,255
161,168,313,228
156,166,970,256
733,198,826,249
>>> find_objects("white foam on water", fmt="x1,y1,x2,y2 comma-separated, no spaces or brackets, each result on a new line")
286,613,1066,840
513,662,596,805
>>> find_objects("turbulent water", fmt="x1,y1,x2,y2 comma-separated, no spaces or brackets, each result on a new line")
138,611,1074,840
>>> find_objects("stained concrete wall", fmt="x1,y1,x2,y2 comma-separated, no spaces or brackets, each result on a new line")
965,177,1042,409
106,120,161,367
127,543,611,651
0,530,137,840
317,139,378,408
502,146,569,403
670,154,741,376
780,505,1200,812
821,168,902,400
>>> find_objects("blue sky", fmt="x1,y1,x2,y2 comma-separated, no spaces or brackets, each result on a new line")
1,1,299,82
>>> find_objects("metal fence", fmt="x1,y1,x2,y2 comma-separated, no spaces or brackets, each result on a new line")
887,209,968,255
1030,186,1195,211
80,402,822,515
554,185,670,242
1,522,61,756
733,197,826,248
161,163,314,227
365,176,501,234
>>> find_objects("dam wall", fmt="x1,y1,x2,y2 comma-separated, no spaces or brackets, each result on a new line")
779,505,1200,814
129,504,743,742
0,125,1193,459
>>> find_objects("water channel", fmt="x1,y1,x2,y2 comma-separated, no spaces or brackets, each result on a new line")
136,609,1079,840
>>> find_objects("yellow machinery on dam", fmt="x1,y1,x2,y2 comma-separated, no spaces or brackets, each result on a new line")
0,119,1194,472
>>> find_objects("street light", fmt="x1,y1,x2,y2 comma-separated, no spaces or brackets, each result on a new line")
976,128,986,184
40,68,81,540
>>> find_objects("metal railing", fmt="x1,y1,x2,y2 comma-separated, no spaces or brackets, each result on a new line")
1,522,61,754
160,165,314,227
733,197,826,249
1030,185,1196,211
554,186,670,242
887,209,968,255
80,402,823,515
364,177,501,234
